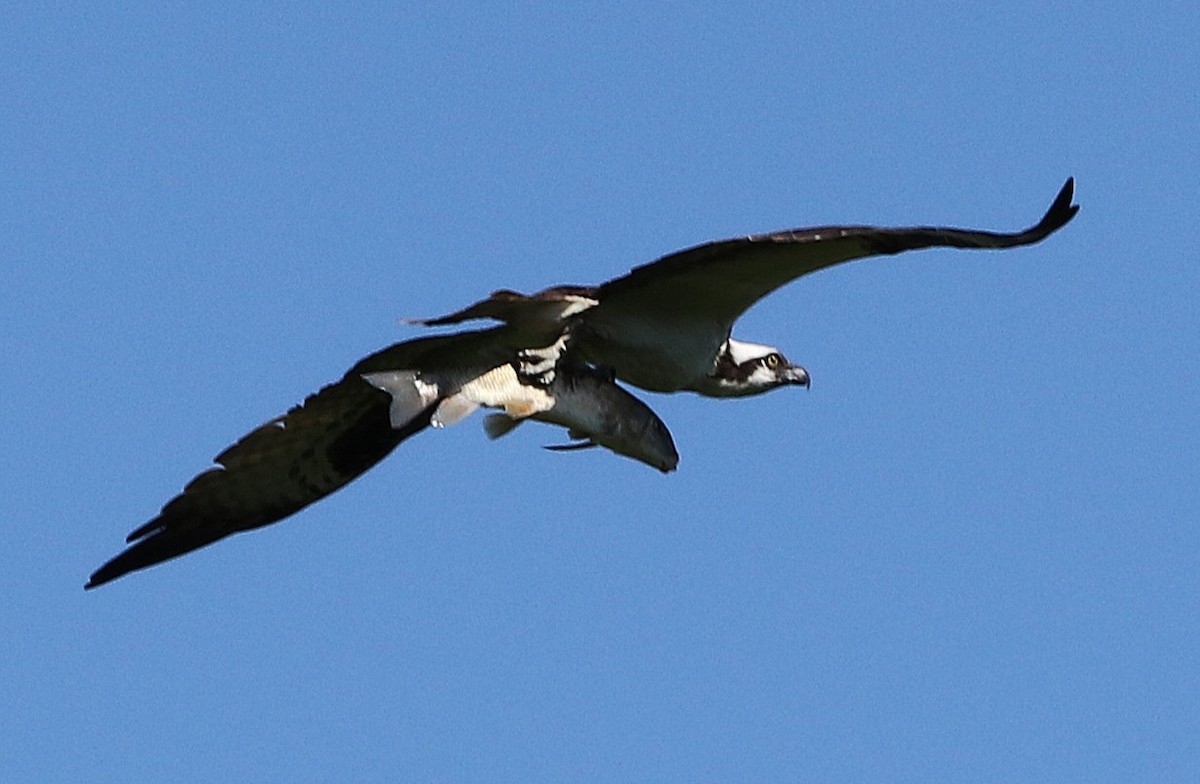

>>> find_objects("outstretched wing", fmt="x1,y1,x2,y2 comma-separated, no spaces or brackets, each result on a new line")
86,327,523,589
85,375,425,589
593,178,1078,331
412,180,1078,394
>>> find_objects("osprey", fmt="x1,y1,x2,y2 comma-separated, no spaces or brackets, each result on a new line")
420,178,1079,397
87,179,1078,589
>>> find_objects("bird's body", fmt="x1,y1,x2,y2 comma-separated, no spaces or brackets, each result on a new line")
88,179,1078,588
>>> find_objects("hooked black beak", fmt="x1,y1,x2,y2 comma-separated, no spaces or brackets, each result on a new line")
784,365,811,389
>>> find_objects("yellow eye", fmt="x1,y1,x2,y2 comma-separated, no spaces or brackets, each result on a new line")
764,353,780,368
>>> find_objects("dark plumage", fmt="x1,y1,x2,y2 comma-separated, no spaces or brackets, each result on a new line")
88,179,1077,588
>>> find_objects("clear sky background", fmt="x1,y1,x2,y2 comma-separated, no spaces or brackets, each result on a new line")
4,3,1197,782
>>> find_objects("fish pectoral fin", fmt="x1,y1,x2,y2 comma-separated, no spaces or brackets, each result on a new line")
483,413,522,440
544,440,598,452
544,428,601,450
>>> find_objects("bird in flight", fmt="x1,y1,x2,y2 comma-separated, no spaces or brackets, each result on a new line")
86,179,1078,589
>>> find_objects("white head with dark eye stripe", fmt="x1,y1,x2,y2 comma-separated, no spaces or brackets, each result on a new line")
700,338,811,397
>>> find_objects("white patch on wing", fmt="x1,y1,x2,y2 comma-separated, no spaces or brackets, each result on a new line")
558,294,599,319
518,335,569,379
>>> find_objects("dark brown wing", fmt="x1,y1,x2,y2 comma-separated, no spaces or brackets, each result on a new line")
86,327,523,589
85,375,423,589
593,178,1078,329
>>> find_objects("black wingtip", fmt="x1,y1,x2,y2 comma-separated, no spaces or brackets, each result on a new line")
1040,177,1080,234
85,564,120,590
85,552,138,590
85,545,172,591
982,176,1078,250
85,521,237,590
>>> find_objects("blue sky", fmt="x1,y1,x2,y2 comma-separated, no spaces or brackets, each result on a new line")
4,3,1197,781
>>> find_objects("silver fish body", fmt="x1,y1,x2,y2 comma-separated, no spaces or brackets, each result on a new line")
363,360,678,473
514,364,678,473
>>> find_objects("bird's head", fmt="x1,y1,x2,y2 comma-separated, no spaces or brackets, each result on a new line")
703,338,810,398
